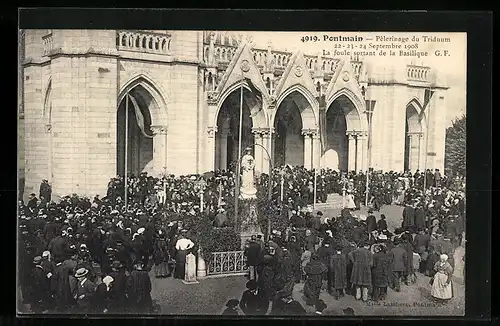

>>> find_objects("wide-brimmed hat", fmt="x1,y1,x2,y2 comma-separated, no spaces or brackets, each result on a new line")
33,256,42,264
75,268,88,278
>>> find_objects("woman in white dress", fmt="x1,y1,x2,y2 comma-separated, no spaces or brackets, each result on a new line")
346,190,356,210
430,254,454,303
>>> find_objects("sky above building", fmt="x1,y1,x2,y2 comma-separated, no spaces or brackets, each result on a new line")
240,31,466,126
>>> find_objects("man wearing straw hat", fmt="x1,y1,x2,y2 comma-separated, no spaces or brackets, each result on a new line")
74,267,96,313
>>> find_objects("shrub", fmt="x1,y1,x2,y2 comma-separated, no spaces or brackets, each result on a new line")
193,215,241,258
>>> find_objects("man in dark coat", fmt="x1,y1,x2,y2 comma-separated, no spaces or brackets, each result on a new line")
126,262,153,313
30,256,51,313
239,280,269,315
47,230,69,265
39,179,52,203
257,254,277,307
366,209,377,236
348,242,373,301
414,205,426,232
274,248,295,302
389,239,407,292
244,236,262,281
328,244,347,299
402,203,415,231
303,253,327,306
377,214,388,232
371,244,392,301
413,230,430,259
109,261,128,313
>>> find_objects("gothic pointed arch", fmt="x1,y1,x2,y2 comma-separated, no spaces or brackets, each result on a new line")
273,83,319,130
325,60,368,132
273,51,318,100
213,81,268,129
214,41,270,106
43,78,52,125
118,73,168,125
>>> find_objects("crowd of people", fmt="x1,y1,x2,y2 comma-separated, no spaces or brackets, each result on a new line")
18,166,465,315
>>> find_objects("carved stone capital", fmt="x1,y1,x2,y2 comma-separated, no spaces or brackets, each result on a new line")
301,128,319,137
261,127,274,138
151,125,167,135
207,126,218,138
251,127,264,137
207,91,219,105
45,124,52,133
408,131,424,138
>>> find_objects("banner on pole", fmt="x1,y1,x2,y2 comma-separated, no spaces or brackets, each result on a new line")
128,94,154,139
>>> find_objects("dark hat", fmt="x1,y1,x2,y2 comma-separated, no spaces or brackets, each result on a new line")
317,211,323,216
226,299,239,308
246,280,257,290
343,307,355,315
315,299,327,312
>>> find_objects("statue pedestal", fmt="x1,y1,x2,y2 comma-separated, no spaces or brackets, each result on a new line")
239,200,262,249
182,253,199,284
240,187,257,200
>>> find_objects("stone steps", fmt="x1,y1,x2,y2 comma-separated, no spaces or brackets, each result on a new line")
314,193,344,210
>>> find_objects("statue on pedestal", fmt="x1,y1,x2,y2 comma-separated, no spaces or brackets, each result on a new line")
239,148,257,199
238,148,261,248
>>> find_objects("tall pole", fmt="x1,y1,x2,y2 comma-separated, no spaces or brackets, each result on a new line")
423,86,432,196
313,167,318,210
234,74,244,232
124,94,129,210
249,143,272,240
365,99,372,207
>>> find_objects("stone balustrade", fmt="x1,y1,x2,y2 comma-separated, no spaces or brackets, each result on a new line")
116,30,171,54
304,54,341,74
407,65,431,82
42,33,53,57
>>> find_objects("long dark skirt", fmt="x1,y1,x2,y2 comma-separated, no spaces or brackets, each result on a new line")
303,275,322,306
154,262,171,278
174,250,187,279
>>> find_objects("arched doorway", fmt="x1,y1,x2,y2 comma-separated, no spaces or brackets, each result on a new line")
404,103,423,172
273,92,306,167
116,85,154,177
215,88,260,171
323,94,360,172
323,103,348,171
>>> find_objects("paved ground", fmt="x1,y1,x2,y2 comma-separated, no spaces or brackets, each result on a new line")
151,204,465,316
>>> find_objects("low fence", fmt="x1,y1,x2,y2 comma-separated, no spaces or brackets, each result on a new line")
207,250,248,276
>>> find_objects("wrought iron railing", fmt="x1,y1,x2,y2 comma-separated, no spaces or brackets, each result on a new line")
207,250,248,275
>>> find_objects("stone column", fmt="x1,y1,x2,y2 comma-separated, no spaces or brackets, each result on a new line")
302,129,313,170
262,129,273,174
361,131,368,172
356,132,365,172
347,132,356,172
152,125,168,173
417,132,424,171
312,131,321,170
45,124,53,182
219,129,229,171
252,128,264,173
207,126,217,171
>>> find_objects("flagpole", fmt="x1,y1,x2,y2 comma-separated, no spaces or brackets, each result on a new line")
235,72,244,232
124,94,129,210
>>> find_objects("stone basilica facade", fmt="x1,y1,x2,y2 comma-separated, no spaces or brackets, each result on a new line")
19,30,449,198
